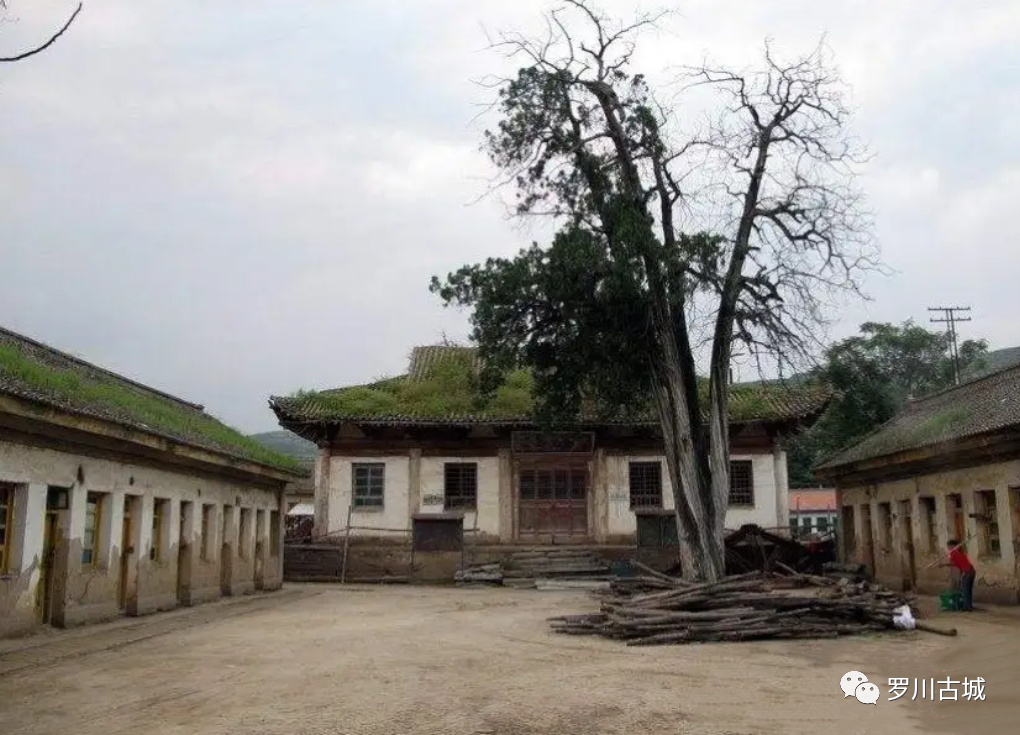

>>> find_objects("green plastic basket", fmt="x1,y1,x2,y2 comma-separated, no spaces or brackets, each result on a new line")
939,590,963,611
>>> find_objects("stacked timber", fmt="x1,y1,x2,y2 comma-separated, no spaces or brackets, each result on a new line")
503,549,612,589
455,549,614,588
454,563,503,586
549,568,957,646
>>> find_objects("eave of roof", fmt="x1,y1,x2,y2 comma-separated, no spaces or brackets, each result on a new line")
269,385,833,433
815,363,1020,476
272,343,833,441
0,326,304,477
0,392,302,484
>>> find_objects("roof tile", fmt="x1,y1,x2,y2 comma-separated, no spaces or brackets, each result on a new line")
0,326,303,475
271,345,833,428
818,363,1020,471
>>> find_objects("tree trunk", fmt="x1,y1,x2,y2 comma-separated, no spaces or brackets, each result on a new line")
649,333,726,583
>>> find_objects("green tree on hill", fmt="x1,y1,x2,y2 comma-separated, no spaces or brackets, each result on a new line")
788,321,989,486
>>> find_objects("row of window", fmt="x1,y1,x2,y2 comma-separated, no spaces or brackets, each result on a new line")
789,514,840,537
0,483,280,575
351,463,480,510
348,460,756,510
846,487,1016,559
628,460,755,508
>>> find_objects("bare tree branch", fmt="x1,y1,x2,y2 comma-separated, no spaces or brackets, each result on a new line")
0,1,82,63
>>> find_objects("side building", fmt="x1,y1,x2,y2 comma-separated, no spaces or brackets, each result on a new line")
270,346,831,550
0,327,305,639
816,364,1020,604
788,487,838,539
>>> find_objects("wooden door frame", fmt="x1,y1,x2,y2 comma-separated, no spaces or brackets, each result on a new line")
513,458,591,542
220,505,234,596
1009,487,1020,589
859,504,876,573
177,500,193,605
38,510,58,624
898,500,916,591
946,493,966,542
118,495,138,611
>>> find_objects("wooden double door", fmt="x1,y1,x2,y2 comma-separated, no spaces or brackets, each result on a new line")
516,462,589,539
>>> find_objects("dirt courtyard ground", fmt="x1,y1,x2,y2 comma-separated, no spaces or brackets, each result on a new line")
0,584,1017,735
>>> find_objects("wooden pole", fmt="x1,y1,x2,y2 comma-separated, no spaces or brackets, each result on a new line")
923,530,977,569
340,503,354,584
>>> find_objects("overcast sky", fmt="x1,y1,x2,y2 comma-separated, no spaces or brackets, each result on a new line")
2,0,1018,433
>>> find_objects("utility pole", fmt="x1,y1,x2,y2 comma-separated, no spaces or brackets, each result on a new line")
928,306,972,385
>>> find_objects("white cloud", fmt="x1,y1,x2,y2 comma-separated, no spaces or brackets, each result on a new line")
364,133,488,200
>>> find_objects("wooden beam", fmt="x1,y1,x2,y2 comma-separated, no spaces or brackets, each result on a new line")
0,423,287,490
817,431,1020,485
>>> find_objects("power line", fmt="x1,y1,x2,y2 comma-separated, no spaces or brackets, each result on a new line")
928,306,972,385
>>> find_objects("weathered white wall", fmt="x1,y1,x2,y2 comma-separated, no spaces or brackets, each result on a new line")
319,449,787,542
326,456,411,537
0,439,284,639
417,456,500,536
773,448,790,529
602,453,782,537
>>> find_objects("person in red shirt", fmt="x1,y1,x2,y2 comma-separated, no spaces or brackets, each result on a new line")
941,539,976,611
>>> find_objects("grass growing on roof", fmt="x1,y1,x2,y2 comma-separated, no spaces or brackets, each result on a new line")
291,351,536,419
287,350,811,422
0,343,303,473
895,406,973,448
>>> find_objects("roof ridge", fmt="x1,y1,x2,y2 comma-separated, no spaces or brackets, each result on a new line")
0,325,204,412
906,360,1020,407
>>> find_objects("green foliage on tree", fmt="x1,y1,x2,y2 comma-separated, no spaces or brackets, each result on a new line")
787,321,989,485
431,231,728,426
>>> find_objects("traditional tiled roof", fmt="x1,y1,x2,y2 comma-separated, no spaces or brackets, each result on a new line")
271,345,833,429
0,326,304,475
789,488,837,513
408,345,480,380
817,363,1020,472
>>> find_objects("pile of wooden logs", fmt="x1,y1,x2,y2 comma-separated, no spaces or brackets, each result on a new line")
456,549,613,588
454,563,503,586
549,566,957,645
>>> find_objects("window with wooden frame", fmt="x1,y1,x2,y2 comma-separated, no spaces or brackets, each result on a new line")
918,496,937,553
0,483,15,574
877,502,892,549
975,490,1001,557
443,462,478,510
352,463,385,509
946,493,965,542
82,492,104,565
200,504,214,560
728,460,754,506
817,517,830,534
150,498,168,562
628,461,663,509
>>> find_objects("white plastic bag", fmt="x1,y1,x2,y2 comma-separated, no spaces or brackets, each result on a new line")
892,604,916,630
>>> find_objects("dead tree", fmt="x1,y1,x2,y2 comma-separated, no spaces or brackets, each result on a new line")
434,0,878,581
0,1,83,63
